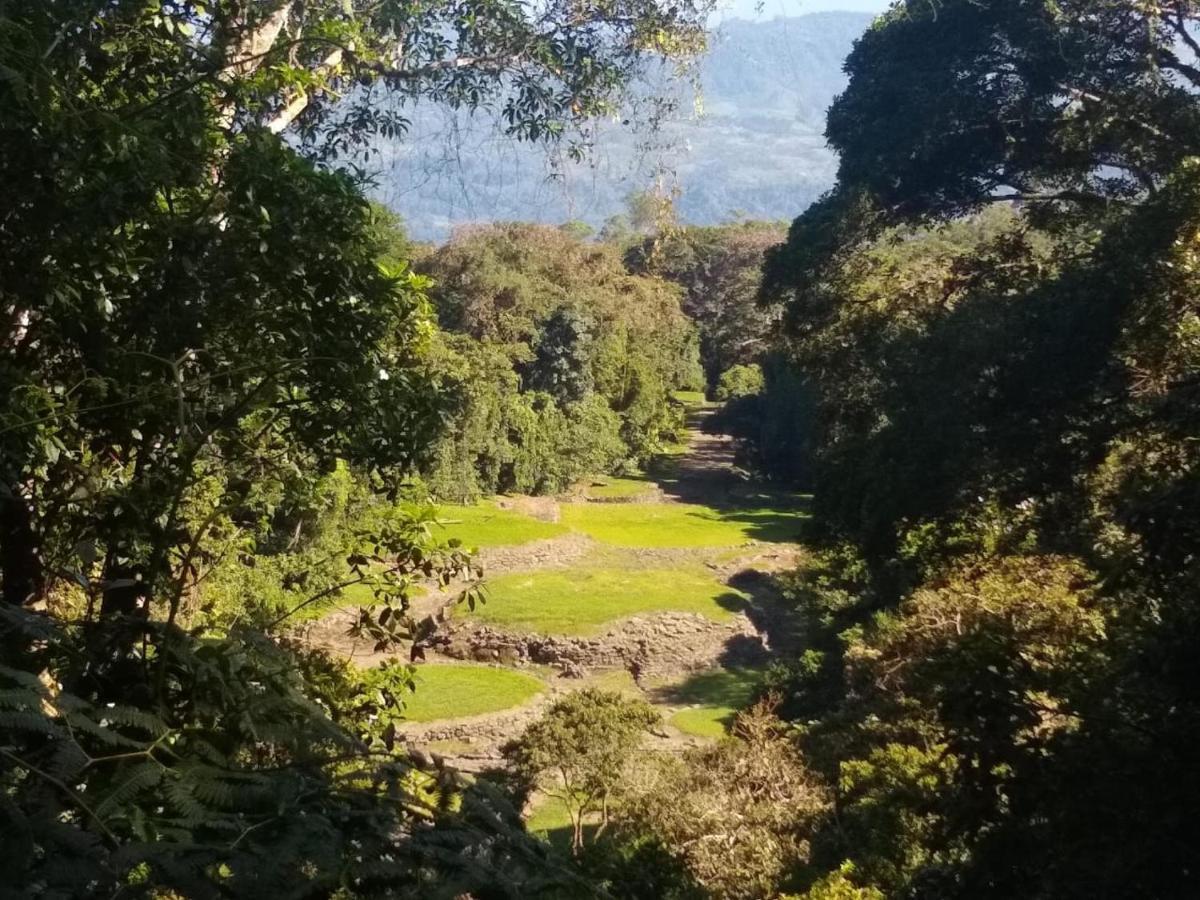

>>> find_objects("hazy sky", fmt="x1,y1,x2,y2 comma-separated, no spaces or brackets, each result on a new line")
721,0,891,19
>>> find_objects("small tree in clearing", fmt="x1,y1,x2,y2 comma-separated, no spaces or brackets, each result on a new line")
505,689,659,853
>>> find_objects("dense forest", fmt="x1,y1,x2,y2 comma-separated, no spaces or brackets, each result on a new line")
3,1,1199,899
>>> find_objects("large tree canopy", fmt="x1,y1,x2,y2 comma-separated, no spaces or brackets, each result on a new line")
756,2,1200,897
830,0,1200,216
0,1,714,894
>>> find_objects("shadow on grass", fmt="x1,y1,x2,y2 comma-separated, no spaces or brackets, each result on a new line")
719,569,807,666
714,590,751,615
652,667,763,708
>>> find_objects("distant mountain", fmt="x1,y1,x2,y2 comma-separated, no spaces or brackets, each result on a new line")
368,12,874,239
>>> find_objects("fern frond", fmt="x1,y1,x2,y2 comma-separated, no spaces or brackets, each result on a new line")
94,762,163,819
62,711,145,749
0,688,44,710
0,663,48,689
163,776,208,825
45,739,89,781
0,710,64,737
103,705,169,739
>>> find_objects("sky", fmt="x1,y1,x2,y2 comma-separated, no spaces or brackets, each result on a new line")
722,0,891,19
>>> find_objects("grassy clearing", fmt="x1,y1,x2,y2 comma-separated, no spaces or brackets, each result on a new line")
580,475,657,501
525,794,575,835
524,794,599,851
671,390,709,407
659,667,762,739
560,502,807,548
433,502,567,548
670,706,734,739
402,664,545,722
474,568,747,635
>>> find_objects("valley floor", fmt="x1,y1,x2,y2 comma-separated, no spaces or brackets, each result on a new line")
306,403,811,833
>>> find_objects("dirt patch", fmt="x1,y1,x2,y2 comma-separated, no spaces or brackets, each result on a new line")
495,494,560,522
476,531,595,576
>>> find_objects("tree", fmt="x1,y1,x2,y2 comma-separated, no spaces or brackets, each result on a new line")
418,223,698,491
757,2,1200,896
627,221,785,388
714,363,764,401
0,1,714,893
615,699,831,899
504,690,659,854
527,307,595,405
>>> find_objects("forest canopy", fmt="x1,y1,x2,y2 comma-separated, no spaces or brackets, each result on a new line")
0,0,714,895
749,1,1200,896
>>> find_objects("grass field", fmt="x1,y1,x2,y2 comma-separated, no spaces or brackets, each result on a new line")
433,502,567,547
580,475,657,501
560,501,807,548
524,794,599,851
474,568,747,635
671,390,710,407
402,664,545,722
659,667,762,739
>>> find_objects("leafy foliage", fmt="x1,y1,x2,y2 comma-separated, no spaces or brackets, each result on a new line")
713,363,764,401
628,222,784,388
752,2,1200,896
418,224,699,497
613,700,830,899
0,1,715,895
504,690,658,854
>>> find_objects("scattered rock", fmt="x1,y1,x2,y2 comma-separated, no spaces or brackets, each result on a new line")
428,610,766,680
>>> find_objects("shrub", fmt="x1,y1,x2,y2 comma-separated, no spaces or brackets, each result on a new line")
714,363,765,401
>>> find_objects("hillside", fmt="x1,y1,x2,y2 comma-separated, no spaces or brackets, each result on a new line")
370,12,874,238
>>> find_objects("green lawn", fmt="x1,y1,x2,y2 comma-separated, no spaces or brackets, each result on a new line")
525,794,599,851
660,667,762,739
402,664,545,722
581,475,657,501
671,390,709,407
474,568,747,635
670,706,735,739
525,793,575,835
559,502,806,548
433,502,567,548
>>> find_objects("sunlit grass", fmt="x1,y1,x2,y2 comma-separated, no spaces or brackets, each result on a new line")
474,567,747,635
580,475,657,501
660,667,762,739
402,664,545,722
525,793,575,835
670,706,733,739
559,502,807,548
432,501,568,548
671,389,709,407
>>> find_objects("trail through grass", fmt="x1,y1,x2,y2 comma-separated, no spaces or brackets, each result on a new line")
403,664,545,722
475,568,747,635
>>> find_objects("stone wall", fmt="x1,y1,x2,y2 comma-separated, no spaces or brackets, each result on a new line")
426,611,766,680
